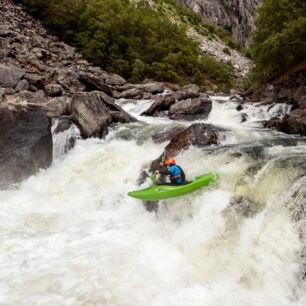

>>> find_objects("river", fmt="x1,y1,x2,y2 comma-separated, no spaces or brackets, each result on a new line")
1,96,306,305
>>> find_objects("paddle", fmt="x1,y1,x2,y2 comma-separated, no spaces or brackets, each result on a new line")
150,152,166,185
150,173,157,185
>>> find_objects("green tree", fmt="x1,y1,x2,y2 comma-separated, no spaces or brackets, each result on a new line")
249,0,306,82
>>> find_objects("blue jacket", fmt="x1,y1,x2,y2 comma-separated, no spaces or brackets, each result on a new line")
168,165,185,184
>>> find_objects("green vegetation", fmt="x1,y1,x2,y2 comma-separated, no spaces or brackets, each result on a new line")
248,0,306,83
223,47,231,55
15,0,236,91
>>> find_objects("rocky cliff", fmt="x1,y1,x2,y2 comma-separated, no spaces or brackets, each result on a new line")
0,0,141,188
176,0,261,45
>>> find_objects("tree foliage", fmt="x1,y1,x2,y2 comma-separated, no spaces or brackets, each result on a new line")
15,0,235,91
249,0,306,82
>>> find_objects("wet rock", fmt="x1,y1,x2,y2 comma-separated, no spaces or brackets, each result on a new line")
101,91,137,124
236,104,244,111
241,113,248,122
0,103,52,189
142,95,175,116
264,109,306,135
230,95,243,102
71,91,113,138
137,170,150,185
169,97,212,120
151,123,224,170
44,83,63,97
0,64,25,87
173,84,200,100
151,127,186,143
118,88,143,99
53,116,73,134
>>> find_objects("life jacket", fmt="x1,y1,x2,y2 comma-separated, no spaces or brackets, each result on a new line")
169,165,185,183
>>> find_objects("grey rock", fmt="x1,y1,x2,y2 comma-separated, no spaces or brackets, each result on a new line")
79,72,113,96
53,116,73,134
105,74,126,86
169,97,212,120
150,123,225,171
15,79,29,92
0,24,13,37
151,127,186,143
44,83,63,97
177,0,261,45
24,73,46,88
118,88,143,99
0,64,25,87
0,104,52,189
173,84,200,100
137,82,165,94
17,90,48,104
71,91,113,138
43,96,71,118
142,95,176,116
264,109,306,136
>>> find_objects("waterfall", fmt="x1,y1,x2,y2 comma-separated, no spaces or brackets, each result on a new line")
0,97,306,306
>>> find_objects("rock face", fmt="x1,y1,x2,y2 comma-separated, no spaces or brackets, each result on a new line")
264,109,306,136
142,84,212,120
247,65,306,136
151,123,224,171
0,104,52,189
0,64,25,87
0,0,140,188
71,91,136,138
169,97,212,120
177,0,261,46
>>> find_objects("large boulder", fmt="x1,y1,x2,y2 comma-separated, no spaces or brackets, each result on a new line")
0,64,25,87
151,123,224,170
0,103,52,189
136,82,165,95
71,91,113,138
105,74,126,86
169,97,212,120
71,91,136,138
43,96,71,118
264,109,306,135
173,84,200,100
78,72,113,96
141,95,175,116
100,91,137,124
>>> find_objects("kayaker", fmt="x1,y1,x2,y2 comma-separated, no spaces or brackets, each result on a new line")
156,158,186,185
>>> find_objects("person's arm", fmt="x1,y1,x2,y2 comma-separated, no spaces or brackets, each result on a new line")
157,169,170,175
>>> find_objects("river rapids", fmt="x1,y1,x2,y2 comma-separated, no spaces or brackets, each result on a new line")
1,96,306,305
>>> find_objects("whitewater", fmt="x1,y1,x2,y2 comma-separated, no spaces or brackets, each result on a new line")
1,96,306,306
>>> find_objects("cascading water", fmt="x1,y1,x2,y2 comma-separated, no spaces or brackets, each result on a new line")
1,96,306,305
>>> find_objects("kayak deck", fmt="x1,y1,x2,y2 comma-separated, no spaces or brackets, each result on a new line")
128,172,218,200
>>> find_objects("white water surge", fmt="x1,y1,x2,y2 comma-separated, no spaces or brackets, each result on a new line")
1,97,306,305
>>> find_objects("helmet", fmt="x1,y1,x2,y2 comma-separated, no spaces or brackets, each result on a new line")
165,158,175,166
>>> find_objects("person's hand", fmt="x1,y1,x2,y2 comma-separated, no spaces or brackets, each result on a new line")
155,170,159,175
160,162,163,166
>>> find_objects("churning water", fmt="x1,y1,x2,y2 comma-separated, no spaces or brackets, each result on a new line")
1,96,306,305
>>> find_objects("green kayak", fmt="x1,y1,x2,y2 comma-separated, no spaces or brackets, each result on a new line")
128,172,218,200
